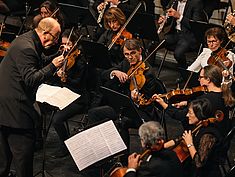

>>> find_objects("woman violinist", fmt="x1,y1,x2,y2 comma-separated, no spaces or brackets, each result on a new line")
187,27,235,73
49,29,89,158
165,98,224,177
122,121,182,177
97,7,132,65
32,0,64,29
153,65,231,137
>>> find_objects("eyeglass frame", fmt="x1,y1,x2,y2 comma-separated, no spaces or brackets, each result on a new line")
123,50,138,58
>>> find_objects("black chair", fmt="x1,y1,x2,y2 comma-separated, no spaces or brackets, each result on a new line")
219,126,235,176
213,0,233,25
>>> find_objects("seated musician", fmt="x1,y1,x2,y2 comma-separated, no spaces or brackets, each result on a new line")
94,0,155,15
164,98,224,177
48,29,88,158
123,121,182,177
153,65,232,137
88,38,162,163
157,0,206,79
33,0,64,29
97,7,132,66
187,27,235,74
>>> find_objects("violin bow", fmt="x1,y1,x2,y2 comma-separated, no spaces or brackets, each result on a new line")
50,8,60,18
61,27,74,56
107,1,145,50
128,39,165,78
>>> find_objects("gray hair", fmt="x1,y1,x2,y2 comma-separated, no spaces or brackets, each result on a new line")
139,121,165,147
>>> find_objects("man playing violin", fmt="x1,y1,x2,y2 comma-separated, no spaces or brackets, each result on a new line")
88,38,163,164
123,121,182,177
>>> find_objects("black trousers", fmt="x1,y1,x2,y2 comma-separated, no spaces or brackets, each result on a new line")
52,94,88,145
165,31,198,69
0,126,35,177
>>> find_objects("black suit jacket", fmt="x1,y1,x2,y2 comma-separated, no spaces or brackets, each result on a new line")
124,149,183,177
0,30,57,129
167,0,206,33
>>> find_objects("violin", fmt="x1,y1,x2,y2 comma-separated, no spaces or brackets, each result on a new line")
60,48,80,82
127,61,148,91
172,110,224,162
110,142,164,177
138,85,209,106
207,48,232,70
0,40,10,57
112,29,132,46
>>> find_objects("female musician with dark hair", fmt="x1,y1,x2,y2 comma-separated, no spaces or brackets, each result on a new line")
165,98,223,177
33,0,64,29
153,65,231,137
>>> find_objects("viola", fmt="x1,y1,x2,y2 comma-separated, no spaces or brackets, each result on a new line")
207,48,232,70
112,29,132,46
0,40,10,57
172,110,224,162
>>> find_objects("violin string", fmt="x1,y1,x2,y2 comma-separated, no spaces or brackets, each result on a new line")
128,39,165,78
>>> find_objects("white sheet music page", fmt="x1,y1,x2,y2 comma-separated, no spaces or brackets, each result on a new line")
36,83,80,110
65,120,127,171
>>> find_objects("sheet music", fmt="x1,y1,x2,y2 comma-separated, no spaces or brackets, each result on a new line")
36,83,80,110
65,120,127,171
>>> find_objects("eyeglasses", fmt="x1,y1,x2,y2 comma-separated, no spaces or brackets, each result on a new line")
47,31,59,42
207,40,219,44
198,75,206,80
124,51,137,58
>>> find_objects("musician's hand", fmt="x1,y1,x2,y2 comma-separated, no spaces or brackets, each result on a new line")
223,60,231,68
111,70,128,83
97,2,105,12
131,89,139,100
222,70,230,77
56,68,63,77
182,130,193,146
172,101,187,108
226,14,235,26
152,94,168,109
127,153,141,169
167,8,180,19
52,54,64,68
157,15,166,24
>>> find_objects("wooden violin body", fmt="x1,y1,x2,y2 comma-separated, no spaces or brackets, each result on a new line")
207,48,232,70
61,48,80,82
0,40,10,57
112,29,132,46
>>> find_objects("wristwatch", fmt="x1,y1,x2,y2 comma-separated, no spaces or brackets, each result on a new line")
187,143,194,148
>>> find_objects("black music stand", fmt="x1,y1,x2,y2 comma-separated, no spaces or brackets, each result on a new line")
80,40,112,69
58,3,98,27
100,86,143,123
124,11,159,42
34,104,58,177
